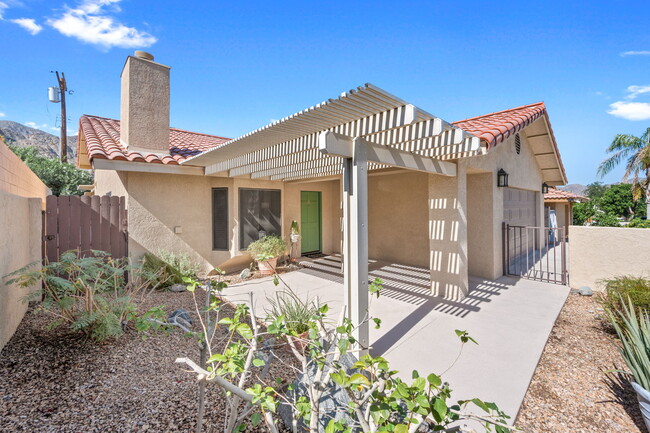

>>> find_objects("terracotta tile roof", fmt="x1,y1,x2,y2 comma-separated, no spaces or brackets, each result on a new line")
452,102,547,149
79,115,230,165
544,188,587,202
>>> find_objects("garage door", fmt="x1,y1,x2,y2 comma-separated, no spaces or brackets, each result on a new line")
503,188,537,226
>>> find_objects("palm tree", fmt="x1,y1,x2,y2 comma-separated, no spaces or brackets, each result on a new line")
598,127,650,218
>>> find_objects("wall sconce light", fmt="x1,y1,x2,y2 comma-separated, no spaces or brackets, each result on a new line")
497,169,509,187
542,183,549,194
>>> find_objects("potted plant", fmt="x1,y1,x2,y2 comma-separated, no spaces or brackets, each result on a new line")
247,235,288,275
265,289,317,352
608,296,650,432
290,220,301,244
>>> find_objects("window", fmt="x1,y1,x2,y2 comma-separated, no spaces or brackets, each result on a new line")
239,188,281,249
212,188,229,250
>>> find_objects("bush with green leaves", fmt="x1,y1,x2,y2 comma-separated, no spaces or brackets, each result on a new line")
598,276,650,320
142,250,201,287
247,235,288,261
628,218,650,228
606,296,650,390
591,212,620,227
176,277,513,433
5,250,167,342
10,145,93,196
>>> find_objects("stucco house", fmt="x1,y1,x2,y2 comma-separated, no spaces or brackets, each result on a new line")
77,52,567,306
543,187,587,239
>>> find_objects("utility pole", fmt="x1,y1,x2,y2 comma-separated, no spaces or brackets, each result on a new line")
55,71,67,163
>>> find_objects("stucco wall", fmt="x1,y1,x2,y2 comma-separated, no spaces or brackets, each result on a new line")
467,172,497,279
368,171,429,267
0,138,48,350
463,130,544,280
569,226,650,290
114,172,343,274
0,139,50,208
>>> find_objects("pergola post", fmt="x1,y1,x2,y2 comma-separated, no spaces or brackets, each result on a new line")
349,138,369,355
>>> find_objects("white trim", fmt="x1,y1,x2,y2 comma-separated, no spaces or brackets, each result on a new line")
92,159,205,176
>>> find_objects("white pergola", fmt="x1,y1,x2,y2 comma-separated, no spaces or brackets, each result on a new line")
183,84,482,353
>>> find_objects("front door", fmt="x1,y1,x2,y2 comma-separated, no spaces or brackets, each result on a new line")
300,191,322,254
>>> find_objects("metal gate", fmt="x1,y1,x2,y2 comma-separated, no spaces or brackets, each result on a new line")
502,223,567,285
44,195,128,262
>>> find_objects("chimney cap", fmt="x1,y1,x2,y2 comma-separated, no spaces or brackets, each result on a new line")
134,50,154,61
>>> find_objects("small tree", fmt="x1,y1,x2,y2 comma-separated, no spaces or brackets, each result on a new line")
10,145,93,196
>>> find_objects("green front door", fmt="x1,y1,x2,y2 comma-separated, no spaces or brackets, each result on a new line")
300,191,322,254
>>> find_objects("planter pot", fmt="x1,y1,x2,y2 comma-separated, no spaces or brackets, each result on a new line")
632,382,650,432
290,233,301,244
257,257,278,275
287,331,310,353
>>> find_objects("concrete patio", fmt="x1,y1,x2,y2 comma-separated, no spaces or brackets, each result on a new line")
221,255,570,422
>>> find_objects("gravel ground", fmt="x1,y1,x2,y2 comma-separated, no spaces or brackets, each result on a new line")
0,290,298,433
516,292,646,432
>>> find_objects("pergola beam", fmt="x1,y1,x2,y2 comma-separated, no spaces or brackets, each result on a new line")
318,131,457,177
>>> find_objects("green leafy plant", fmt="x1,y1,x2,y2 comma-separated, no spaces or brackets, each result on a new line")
592,212,620,227
628,218,650,228
10,145,93,196
247,235,288,261
266,289,318,335
142,250,201,287
598,276,650,321
606,296,650,390
5,250,165,342
290,220,300,235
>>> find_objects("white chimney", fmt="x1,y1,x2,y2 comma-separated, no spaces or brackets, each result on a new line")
120,51,170,153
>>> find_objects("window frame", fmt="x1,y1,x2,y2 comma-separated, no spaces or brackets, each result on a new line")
238,187,282,250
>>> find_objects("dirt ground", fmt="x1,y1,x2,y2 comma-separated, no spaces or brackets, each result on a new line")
0,290,297,433
516,292,646,432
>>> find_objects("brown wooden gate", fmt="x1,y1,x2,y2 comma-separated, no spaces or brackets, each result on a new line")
44,195,128,262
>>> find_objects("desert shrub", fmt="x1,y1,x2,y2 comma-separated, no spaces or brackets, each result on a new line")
5,250,166,342
143,250,201,287
606,297,650,390
598,276,650,319
265,289,317,335
628,218,650,228
247,235,287,261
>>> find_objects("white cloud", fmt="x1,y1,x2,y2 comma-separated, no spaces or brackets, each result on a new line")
10,18,42,35
25,121,49,130
47,0,156,49
0,2,8,20
0,112,5,117
608,101,650,121
621,51,650,57
625,85,650,100
50,126,60,131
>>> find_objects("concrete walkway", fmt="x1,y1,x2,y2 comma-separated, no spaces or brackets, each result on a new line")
222,255,570,422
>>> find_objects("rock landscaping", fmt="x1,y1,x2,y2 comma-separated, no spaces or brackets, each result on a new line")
517,292,645,432
0,290,298,432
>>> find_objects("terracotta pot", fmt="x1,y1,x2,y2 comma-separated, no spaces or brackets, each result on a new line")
257,257,278,275
288,331,310,353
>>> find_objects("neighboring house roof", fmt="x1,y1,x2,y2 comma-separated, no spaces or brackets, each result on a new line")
78,115,230,166
544,187,587,203
452,102,546,149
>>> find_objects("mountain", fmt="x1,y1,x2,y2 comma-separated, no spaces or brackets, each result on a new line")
0,120,78,162
558,184,587,196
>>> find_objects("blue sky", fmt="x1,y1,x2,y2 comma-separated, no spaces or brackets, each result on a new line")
1,0,649,185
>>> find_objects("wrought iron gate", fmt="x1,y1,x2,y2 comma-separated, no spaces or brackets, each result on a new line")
502,223,567,285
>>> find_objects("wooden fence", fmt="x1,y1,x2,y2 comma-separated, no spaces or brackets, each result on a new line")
44,195,128,262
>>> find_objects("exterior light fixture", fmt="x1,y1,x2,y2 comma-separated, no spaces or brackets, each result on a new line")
542,183,549,194
497,169,509,187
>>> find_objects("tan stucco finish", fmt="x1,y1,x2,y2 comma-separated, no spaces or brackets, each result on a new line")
569,226,650,290
0,138,47,350
120,56,170,153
